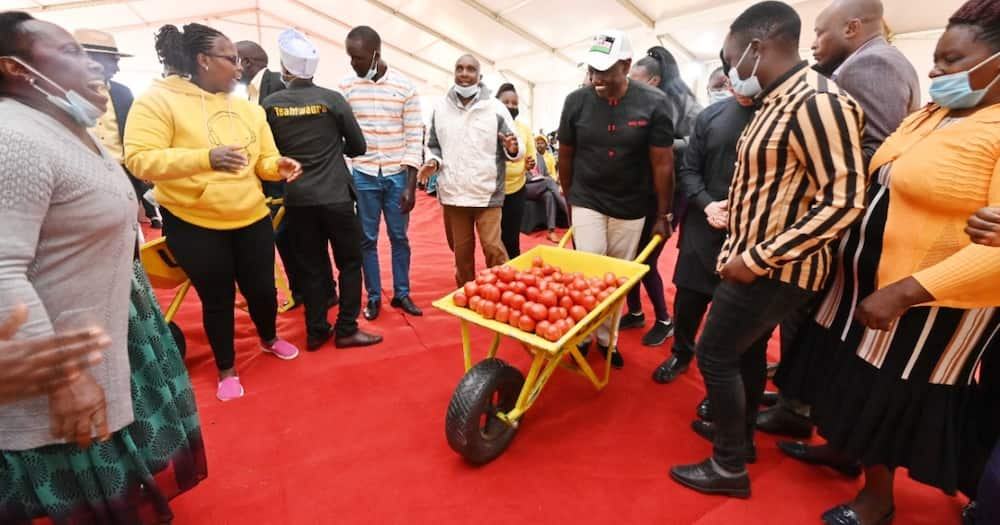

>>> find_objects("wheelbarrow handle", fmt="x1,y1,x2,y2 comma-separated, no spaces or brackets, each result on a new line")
633,235,663,264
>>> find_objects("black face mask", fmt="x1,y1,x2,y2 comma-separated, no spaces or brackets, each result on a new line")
508,107,519,120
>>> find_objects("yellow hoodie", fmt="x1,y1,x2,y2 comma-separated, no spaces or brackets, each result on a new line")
124,76,283,230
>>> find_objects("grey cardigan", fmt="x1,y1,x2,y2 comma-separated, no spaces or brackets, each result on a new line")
0,99,138,450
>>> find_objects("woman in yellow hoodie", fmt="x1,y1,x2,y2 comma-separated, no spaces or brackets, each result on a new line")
125,23,302,402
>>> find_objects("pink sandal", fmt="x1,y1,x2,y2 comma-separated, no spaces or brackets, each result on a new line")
261,338,299,360
217,376,245,402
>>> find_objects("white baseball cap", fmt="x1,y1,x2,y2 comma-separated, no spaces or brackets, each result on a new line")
584,29,633,72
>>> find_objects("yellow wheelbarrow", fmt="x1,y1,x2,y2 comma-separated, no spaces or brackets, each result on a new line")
433,230,662,464
138,197,297,357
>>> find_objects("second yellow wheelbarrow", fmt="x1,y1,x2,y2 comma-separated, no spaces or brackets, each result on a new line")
433,230,662,464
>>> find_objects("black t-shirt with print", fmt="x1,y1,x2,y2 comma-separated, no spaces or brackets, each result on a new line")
558,81,674,220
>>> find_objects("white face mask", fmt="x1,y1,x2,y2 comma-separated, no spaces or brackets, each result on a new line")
454,82,480,98
2,56,104,127
728,43,762,98
362,50,378,81
708,89,733,105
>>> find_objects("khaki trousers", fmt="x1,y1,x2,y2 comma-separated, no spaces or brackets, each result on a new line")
442,205,509,287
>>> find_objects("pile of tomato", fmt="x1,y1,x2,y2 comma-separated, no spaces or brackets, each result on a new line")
452,256,628,342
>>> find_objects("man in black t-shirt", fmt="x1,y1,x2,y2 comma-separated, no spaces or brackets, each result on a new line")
557,29,675,369
263,29,382,351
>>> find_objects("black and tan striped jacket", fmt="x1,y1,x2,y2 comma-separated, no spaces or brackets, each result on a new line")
718,62,867,291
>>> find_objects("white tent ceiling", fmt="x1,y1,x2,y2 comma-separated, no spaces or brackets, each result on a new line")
5,0,961,130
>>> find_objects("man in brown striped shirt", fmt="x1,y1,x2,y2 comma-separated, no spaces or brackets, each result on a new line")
669,1,866,497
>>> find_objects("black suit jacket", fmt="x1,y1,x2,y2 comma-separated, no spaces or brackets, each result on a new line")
259,70,285,102
109,79,134,142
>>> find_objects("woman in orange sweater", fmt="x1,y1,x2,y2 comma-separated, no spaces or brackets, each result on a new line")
807,2,1000,524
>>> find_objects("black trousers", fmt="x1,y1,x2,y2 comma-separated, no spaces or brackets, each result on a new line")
671,286,713,362
264,185,336,303
161,208,277,371
123,166,156,220
695,278,814,472
285,202,363,339
501,185,527,258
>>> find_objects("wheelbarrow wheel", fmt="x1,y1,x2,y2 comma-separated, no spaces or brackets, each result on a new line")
168,321,186,359
445,358,525,465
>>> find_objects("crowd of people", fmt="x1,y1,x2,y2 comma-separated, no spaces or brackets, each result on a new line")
0,0,997,522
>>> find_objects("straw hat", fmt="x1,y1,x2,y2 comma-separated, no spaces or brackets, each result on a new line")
73,28,133,57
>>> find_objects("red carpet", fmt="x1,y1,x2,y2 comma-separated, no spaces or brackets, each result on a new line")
151,192,966,524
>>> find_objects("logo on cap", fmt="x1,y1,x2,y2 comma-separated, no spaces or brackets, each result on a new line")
590,35,615,55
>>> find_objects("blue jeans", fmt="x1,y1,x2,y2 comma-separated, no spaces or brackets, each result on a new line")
353,169,411,302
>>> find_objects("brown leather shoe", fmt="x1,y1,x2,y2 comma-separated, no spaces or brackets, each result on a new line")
335,330,383,348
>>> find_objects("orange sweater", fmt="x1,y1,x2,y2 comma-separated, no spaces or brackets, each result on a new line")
871,103,1000,309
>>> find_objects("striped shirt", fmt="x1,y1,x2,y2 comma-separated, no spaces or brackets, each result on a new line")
718,62,866,291
338,67,423,176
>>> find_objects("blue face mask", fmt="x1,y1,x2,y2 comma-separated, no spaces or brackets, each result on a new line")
929,51,1000,109
3,56,103,127
708,89,733,105
728,43,762,98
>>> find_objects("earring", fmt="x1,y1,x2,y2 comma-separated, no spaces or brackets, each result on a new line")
203,65,209,71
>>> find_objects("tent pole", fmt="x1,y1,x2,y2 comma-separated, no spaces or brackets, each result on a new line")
255,1,262,44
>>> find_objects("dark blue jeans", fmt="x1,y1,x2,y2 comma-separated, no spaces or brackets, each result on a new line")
353,169,411,302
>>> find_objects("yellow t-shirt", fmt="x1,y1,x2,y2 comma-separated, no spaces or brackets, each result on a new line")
504,119,536,195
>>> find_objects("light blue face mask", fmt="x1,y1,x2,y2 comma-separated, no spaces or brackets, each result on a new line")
708,89,733,105
2,56,103,127
929,51,1000,109
728,43,762,98
362,50,378,81
454,82,480,98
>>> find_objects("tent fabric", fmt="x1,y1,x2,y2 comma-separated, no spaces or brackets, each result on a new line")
8,0,951,130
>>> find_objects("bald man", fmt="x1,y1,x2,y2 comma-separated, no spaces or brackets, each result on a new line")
810,0,920,161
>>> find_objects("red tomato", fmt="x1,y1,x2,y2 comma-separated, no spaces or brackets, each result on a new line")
532,256,544,268
511,281,527,295
569,290,584,305
480,300,496,320
519,315,536,332
546,306,561,323
604,272,617,286
597,289,611,301
541,264,555,276
549,284,565,297
453,292,468,307
508,310,522,328
617,276,628,287
487,285,503,302
477,273,498,286
510,294,526,311
496,265,516,283
501,290,515,306
496,281,510,293
538,289,558,308
572,278,589,291
520,273,538,287
551,272,563,284
531,267,545,277
495,304,510,324
536,320,551,337
570,305,587,322
464,281,479,297
581,295,597,312
537,279,549,291
469,295,483,312
559,295,574,310
544,323,561,341
526,286,541,302
528,303,548,322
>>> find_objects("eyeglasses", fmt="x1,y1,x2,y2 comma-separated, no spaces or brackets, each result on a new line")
207,54,239,66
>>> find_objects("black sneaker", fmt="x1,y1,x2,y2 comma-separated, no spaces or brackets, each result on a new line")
619,311,645,329
597,344,624,369
641,320,675,346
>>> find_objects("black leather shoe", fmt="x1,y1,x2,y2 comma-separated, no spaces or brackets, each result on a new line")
669,458,751,498
652,355,691,384
363,300,380,321
335,330,384,348
821,504,895,525
597,344,624,369
619,311,645,329
577,339,591,358
390,296,423,316
697,397,712,422
756,405,813,438
777,441,862,478
690,421,757,463
962,502,978,525
761,390,779,407
306,327,335,351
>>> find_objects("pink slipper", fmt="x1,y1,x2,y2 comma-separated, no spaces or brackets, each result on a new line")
217,376,244,402
261,338,299,360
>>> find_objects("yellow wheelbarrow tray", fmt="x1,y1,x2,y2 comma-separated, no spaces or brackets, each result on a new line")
433,229,662,464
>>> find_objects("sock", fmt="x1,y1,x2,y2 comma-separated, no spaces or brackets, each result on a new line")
710,458,747,478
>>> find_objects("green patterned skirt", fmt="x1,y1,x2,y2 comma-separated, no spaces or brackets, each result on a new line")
0,261,207,524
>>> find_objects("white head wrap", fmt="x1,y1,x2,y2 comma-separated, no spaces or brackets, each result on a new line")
278,28,319,78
